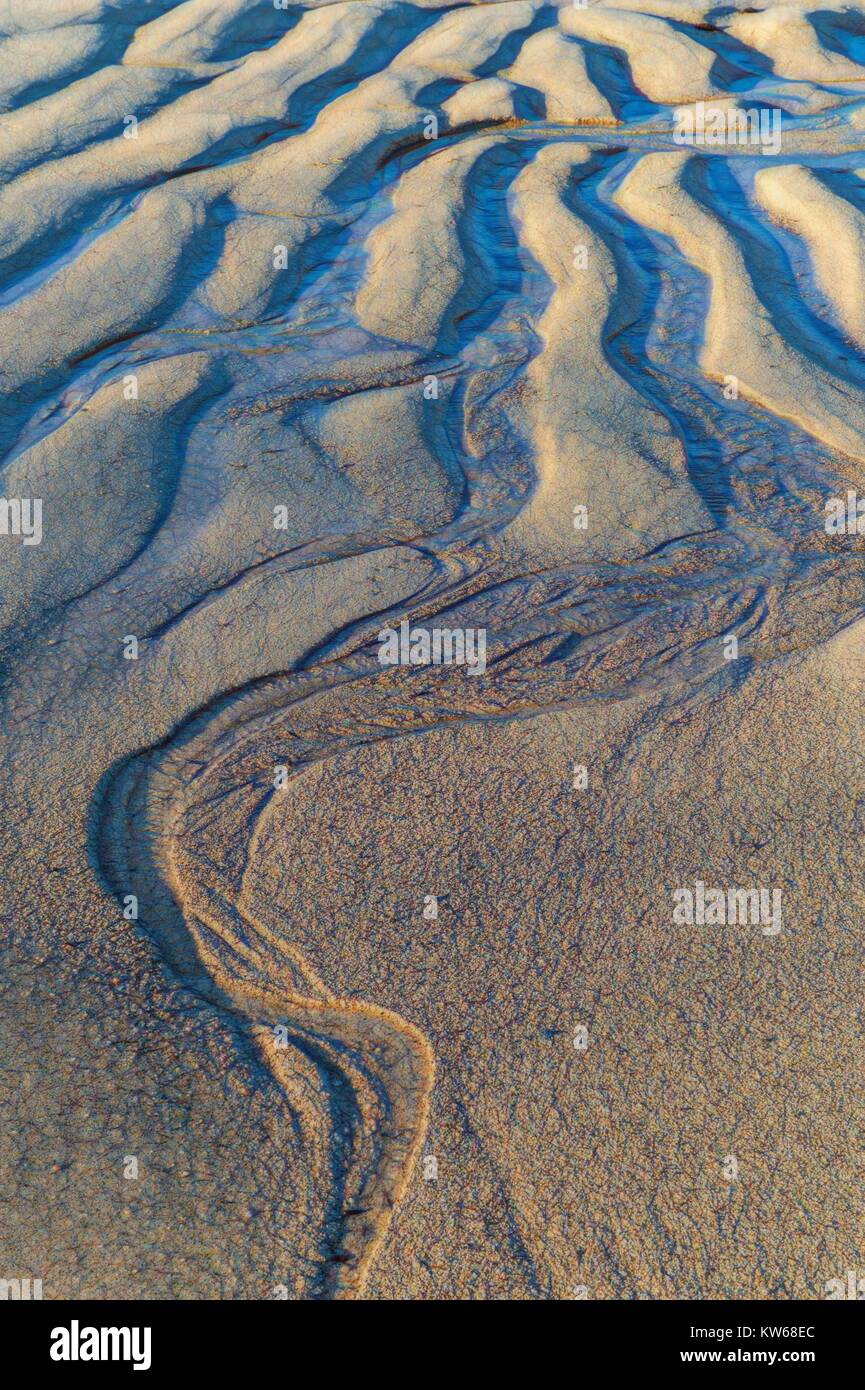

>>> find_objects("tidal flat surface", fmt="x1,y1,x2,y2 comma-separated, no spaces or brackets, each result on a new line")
1,0,864,1299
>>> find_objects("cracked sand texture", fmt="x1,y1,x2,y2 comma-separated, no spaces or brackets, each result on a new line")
1,0,864,1299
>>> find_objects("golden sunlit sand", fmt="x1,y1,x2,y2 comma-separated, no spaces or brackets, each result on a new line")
1,0,864,1301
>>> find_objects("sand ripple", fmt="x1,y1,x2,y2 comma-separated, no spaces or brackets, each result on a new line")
2,0,865,1298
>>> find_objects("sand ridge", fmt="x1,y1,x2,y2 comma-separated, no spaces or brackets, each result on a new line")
1,0,865,1299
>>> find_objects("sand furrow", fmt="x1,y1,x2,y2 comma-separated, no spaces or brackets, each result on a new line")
3,0,865,1303
616,151,865,477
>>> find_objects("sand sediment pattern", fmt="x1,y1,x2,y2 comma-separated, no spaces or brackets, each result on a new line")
2,0,865,1300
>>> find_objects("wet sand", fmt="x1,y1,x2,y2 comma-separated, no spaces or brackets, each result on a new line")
1,0,864,1299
